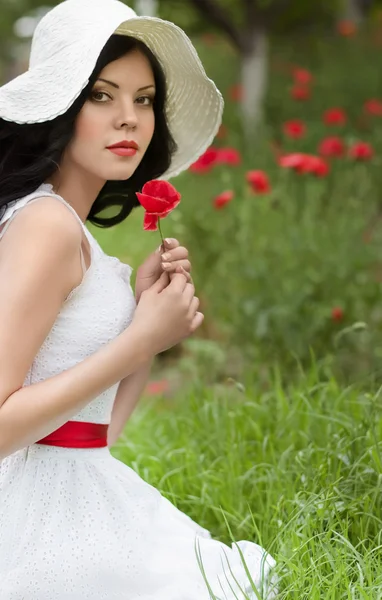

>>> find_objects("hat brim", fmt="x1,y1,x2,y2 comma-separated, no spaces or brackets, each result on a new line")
0,14,224,180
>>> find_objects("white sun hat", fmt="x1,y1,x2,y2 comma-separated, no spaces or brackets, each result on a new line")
0,0,224,180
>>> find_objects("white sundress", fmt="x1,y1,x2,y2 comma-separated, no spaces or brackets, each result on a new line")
0,183,276,600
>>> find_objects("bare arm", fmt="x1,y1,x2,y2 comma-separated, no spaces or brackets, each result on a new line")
0,199,151,460
107,358,153,447
0,327,150,459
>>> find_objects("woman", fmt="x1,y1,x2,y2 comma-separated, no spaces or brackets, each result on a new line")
0,0,276,598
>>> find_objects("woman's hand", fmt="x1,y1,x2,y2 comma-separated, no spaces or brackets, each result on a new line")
132,272,203,356
135,238,192,302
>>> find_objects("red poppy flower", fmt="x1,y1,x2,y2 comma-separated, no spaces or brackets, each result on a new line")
318,136,345,157
349,141,374,160
331,307,344,322
283,119,307,139
246,170,271,194
323,108,347,126
216,147,241,166
229,83,243,102
189,146,219,173
213,190,234,210
136,180,181,231
305,155,330,177
279,153,307,172
279,153,330,177
291,85,311,101
364,99,382,116
337,20,357,37
293,68,313,85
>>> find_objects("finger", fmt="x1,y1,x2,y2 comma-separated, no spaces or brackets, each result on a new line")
168,267,191,282
183,282,195,304
150,271,170,293
161,246,189,262
174,265,192,282
167,271,188,293
162,259,191,273
163,238,180,251
188,295,200,317
190,311,204,333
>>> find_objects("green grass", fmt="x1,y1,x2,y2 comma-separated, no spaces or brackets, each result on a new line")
110,367,382,597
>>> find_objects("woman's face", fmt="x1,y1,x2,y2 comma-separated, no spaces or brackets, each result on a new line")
66,48,156,183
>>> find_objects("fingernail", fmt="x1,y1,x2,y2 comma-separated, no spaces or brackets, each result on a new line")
165,238,174,246
162,252,171,261
162,262,171,269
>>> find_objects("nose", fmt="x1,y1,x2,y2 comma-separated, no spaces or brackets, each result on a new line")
115,97,138,129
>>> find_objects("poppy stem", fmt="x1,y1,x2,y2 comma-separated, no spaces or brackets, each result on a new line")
157,218,165,252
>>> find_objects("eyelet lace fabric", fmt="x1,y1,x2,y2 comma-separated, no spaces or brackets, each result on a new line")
0,185,276,599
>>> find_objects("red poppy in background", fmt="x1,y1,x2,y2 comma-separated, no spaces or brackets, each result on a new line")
331,307,344,322
292,68,313,85
213,190,234,210
337,20,357,37
305,155,330,177
279,153,330,177
291,85,311,101
229,83,243,102
323,108,347,126
364,99,382,116
246,170,271,194
283,119,307,139
318,136,346,157
216,147,241,166
189,147,219,173
190,146,241,173
136,180,181,231
349,141,374,160
279,153,307,172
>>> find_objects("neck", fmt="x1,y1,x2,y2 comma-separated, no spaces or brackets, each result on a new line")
46,167,106,223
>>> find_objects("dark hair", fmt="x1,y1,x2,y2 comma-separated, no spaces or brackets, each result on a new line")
0,34,177,227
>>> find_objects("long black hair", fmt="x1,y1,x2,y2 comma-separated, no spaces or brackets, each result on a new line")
0,34,177,227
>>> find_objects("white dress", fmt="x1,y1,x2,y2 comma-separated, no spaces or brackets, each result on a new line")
0,184,276,600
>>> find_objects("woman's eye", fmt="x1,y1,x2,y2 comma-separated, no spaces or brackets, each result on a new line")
91,91,111,102
136,96,154,106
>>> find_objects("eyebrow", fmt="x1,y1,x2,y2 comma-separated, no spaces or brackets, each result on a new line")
96,78,155,92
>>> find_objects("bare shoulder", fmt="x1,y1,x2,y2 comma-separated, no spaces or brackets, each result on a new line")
0,195,83,252
0,196,84,406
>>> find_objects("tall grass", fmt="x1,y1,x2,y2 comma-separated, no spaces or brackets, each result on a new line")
111,365,382,597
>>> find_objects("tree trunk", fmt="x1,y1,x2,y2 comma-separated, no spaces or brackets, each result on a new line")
241,27,269,141
340,0,365,25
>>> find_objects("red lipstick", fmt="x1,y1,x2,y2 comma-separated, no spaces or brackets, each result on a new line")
107,140,138,157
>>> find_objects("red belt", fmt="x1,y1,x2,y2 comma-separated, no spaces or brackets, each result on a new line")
36,421,109,448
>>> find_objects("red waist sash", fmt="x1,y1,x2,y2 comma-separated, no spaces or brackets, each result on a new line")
36,421,109,448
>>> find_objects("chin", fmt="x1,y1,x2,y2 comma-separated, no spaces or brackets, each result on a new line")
101,167,137,181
